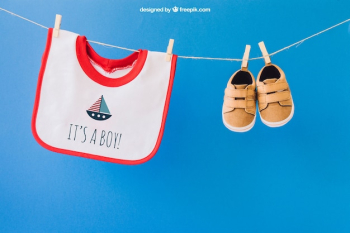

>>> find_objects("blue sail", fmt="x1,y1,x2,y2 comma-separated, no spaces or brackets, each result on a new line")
99,95,110,114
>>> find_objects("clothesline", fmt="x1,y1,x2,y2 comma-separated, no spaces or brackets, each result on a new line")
1,6,349,61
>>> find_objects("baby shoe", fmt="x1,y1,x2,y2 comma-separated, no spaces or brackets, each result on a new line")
222,70,256,132
256,64,294,127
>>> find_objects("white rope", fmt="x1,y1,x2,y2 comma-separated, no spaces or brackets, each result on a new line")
87,40,138,52
1,7,349,61
0,7,48,29
179,18,350,61
268,18,350,57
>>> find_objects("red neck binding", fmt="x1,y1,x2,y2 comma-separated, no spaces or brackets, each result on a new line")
76,36,147,87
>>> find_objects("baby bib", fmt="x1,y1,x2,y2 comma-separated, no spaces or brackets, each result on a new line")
32,28,177,165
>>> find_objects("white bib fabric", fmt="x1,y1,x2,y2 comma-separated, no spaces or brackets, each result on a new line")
32,29,177,165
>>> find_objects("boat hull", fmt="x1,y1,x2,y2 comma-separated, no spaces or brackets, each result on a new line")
86,110,112,121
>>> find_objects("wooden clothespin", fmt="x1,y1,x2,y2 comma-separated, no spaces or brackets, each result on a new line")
53,14,62,38
166,39,174,62
241,45,251,71
258,41,271,65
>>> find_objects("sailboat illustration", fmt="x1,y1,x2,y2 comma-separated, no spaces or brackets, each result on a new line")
86,95,112,121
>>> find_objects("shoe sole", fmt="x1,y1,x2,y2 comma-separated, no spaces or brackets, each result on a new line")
259,99,294,128
222,112,256,133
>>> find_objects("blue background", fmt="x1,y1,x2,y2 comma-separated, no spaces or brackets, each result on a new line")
1,0,350,232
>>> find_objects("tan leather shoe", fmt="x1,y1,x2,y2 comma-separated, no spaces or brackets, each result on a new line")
256,64,294,127
222,70,256,132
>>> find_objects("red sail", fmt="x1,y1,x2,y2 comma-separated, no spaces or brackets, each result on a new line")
88,96,102,112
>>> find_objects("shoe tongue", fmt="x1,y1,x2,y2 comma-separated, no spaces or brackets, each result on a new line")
234,84,248,89
263,78,278,84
